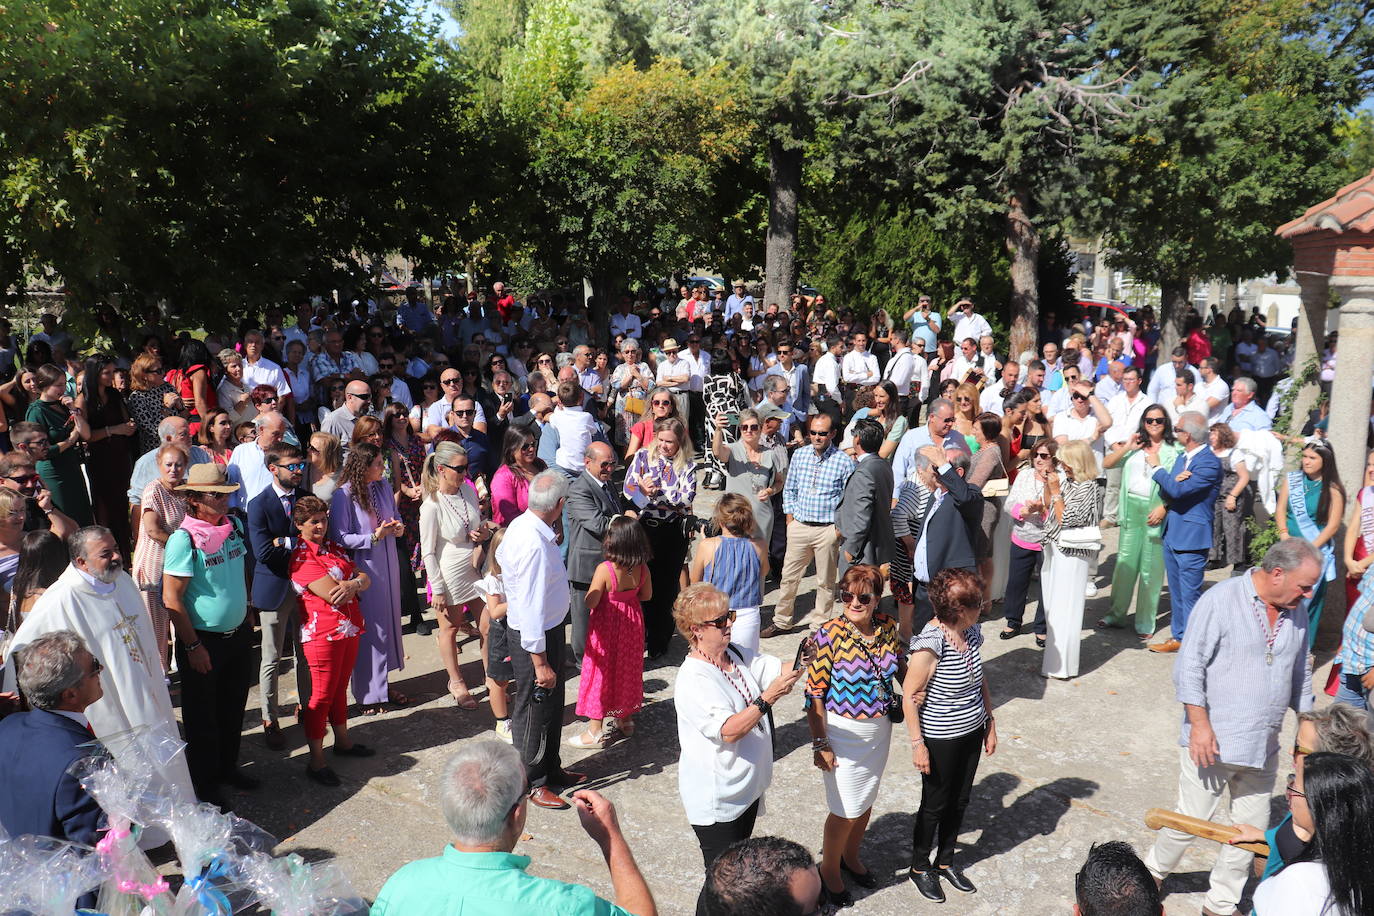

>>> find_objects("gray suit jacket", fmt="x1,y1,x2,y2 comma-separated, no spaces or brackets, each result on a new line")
566,470,624,585
836,454,895,573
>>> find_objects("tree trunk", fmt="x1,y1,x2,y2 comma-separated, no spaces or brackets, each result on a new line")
1156,276,1191,364
1005,189,1040,361
588,272,620,346
764,138,802,312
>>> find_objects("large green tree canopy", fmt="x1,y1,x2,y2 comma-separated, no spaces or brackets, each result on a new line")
0,0,470,329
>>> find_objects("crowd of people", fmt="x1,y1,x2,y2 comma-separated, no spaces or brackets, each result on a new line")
0,285,1370,915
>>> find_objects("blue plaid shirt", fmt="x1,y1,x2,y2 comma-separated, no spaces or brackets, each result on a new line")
782,443,855,524
1339,579,1374,676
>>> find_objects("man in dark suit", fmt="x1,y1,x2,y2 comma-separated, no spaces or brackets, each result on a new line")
1147,411,1222,653
565,441,632,666
246,443,311,749
903,445,984,633
0,629,106,850
835,419,895,577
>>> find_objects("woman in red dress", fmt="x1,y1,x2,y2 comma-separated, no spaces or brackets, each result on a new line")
289,494,374,787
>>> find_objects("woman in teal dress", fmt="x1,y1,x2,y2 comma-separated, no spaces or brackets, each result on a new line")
1276,441,1345,645
24,363,93,526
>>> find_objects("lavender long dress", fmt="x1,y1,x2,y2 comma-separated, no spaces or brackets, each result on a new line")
330,480,404,705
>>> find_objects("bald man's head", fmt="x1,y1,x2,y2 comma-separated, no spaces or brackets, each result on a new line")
529,393,554,419
585,441,616,482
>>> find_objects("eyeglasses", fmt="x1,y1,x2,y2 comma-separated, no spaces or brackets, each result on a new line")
956,397,972,404
651,399,673,407
697,609,736,630
441,378,461,386
453,409,475,417
443,463,469,473
1143,416,1166,425
537,358,553,365
594,459,615,469
84,657,104,680
808,429,833,437
1294,742,1316,758
329,385,345,393
345,392,366,401
739,423,760,431
1285,773,1305,799
277,462,307,472
520,442,537,451
6,473,40,485
1033,451,1053,460
261,396,278,404
840,590,876,605
1070,393,1088,402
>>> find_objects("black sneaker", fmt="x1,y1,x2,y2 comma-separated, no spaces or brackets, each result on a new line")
305,764,341,787
909,869,945,902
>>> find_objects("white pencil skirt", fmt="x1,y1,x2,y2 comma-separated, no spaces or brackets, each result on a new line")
823,713,893,817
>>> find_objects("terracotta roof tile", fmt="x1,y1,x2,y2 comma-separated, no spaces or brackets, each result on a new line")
1277,171,1374,238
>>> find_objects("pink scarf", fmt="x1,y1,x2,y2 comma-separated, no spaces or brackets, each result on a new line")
180,514,233,553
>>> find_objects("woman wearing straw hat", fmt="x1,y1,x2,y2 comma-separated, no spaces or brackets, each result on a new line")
163,462,254,809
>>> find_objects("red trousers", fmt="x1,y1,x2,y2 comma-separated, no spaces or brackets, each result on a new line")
302,636,360,741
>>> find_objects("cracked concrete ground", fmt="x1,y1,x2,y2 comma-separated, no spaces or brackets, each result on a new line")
219,525,1315,915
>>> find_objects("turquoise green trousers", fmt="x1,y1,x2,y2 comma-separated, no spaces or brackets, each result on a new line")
1106,491,1164,635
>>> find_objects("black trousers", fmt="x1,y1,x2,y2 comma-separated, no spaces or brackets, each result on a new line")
913,581,932,634
1001,543,1046,635
397,539,421,620
687,390,707,451
692,798,760,915
913,727,985,869
642,518,689,657
768,492,787,571
507,623,567,789
176,623,255,802
569,582,591,667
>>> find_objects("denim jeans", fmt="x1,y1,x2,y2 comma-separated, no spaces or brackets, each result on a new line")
1334,670,1371,710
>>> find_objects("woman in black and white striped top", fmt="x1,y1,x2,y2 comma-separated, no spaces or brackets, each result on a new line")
1041,439,1102,680
902,567,996,903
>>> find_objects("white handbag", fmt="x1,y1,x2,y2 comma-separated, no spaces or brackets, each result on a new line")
1058,525,1103,552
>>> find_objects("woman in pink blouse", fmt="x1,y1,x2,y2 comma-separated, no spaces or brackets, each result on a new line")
490,425,545,526
289,494,373,787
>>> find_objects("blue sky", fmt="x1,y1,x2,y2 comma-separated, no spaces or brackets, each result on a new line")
421,0,461,40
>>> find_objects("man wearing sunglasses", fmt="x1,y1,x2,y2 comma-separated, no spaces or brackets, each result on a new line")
0,450,76,537
1051,380,1111,472
0,630,107,860
765,414,854,638
323,381,374,454
245,444,312,750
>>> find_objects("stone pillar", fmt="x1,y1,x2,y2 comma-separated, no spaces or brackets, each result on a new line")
1327,278,1374,495
1288,272,1330,438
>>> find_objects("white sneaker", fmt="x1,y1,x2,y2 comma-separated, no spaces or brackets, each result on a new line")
494,719,513,744
1085,582,1098,598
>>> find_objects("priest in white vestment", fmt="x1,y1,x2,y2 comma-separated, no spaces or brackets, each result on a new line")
6,527,195,812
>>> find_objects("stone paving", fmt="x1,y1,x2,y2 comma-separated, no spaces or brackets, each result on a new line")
221,528,1320,915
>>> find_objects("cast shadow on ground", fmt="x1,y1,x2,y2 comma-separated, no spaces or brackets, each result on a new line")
853,773,1099,890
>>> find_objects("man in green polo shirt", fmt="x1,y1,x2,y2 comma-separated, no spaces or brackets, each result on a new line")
371,741,658,916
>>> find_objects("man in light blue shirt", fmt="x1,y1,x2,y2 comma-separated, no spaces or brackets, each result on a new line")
1219,377,1272,432
891,398,971,486
372,741,656,916
1144,538,1318,916
723,282,754,323
127,417,213,507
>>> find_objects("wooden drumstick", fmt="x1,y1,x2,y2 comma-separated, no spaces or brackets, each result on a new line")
1144,808,1270,856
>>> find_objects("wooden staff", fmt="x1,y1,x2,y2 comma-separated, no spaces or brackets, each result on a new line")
1144,808,1270,857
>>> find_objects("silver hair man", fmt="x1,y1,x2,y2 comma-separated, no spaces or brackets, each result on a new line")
439,741,528,845
527,469,570,514
17,630,93,710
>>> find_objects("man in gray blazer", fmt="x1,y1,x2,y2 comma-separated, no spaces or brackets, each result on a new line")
565,441,632,665
835,419,895,577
